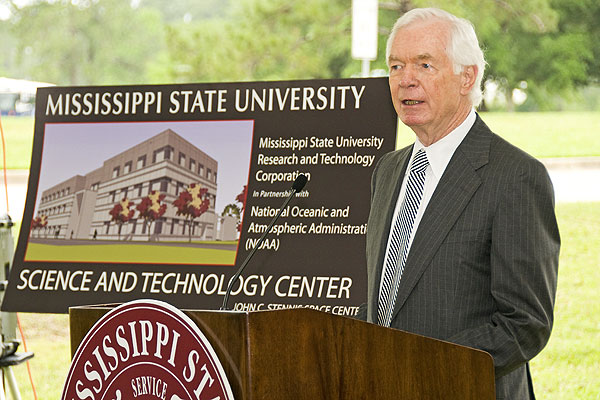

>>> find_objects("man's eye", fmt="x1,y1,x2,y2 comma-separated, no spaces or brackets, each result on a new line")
422,63,431,69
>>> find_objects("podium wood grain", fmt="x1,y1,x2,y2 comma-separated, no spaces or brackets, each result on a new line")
70,306,495,399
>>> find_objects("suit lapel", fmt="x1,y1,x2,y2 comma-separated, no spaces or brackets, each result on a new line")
390,116,492,320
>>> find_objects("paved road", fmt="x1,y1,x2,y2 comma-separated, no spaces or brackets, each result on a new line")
541,157,600,203
0,169,28,221
1,161,599,222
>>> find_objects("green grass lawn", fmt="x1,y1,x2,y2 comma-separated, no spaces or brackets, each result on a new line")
482,112,600,158
12,313,70,399
396,111,600,158
9,201,600,399
530,202,600,398
0,116,34,170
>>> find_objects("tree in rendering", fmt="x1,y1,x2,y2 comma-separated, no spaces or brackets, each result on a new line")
221,184,248,237
30,214,48,238
173,183,210,242
108,198,135,240
136,190,167,240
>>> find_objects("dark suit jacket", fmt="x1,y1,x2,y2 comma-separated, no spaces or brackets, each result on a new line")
364,115,560,399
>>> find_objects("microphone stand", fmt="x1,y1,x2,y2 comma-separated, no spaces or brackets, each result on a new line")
221,182,304,311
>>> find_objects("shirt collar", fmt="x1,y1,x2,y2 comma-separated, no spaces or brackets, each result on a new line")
413,109,476,179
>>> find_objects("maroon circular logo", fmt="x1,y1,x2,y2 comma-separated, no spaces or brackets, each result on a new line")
62,300,234,400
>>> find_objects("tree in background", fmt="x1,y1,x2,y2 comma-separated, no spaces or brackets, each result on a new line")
173,183,210,242
5,0,165,85
136,190,167,241
0,21,17,77
138,0,230,23
158,0,351,83
376,0,598,110
520,0,600,110
1,0,598,110
158,0,599,108
108,198,135,240
473,0,594,110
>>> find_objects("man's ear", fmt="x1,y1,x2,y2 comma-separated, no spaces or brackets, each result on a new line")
460,65,477,95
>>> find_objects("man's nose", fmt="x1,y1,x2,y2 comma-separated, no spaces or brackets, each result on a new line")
399,66,418,88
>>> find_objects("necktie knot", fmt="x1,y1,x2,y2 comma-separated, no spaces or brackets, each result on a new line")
411,149,429,174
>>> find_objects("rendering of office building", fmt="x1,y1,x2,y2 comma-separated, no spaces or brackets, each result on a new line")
34,128,237,242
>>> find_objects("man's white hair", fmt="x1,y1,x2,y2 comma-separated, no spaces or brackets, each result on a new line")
386,8,486,108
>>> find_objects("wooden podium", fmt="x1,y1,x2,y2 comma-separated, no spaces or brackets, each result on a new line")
69,306,495,399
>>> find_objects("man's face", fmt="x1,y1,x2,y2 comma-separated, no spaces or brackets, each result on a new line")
388,19,470,139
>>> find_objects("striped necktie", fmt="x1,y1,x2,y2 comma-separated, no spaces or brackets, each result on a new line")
378,148,429,327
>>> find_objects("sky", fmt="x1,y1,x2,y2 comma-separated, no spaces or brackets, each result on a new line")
37,120,254,214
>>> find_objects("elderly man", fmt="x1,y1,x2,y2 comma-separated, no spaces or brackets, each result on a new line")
363,8,560,399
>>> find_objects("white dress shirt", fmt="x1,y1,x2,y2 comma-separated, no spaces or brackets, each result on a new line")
379,109,476,296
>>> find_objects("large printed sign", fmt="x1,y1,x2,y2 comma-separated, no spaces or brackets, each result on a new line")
1,78,397,313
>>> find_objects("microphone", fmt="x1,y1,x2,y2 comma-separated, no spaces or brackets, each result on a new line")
221,174,308,310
